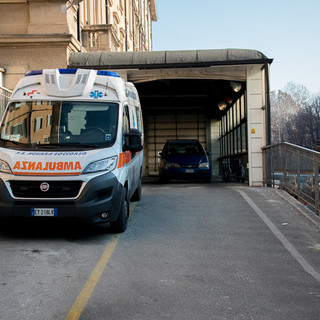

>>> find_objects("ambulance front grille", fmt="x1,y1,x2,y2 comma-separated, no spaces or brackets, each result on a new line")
9,181,83,198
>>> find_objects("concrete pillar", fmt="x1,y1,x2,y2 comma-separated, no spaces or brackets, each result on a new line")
246,67,266,186
210,119,220,181
0,68,4,87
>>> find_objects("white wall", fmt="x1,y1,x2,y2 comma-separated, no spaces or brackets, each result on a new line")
246,67,266,186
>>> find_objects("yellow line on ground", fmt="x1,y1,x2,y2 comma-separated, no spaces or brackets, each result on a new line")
64,201,138,320
64,234,120,320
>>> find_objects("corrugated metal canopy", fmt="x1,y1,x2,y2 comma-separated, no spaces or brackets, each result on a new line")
127,66,250,83
68,49,272,70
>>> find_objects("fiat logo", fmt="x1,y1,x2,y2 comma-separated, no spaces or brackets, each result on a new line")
40,182,49,192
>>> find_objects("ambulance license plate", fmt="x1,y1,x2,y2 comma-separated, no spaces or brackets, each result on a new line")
31,208,57,217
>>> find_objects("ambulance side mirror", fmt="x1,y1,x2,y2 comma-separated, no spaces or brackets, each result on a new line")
124,129,143,152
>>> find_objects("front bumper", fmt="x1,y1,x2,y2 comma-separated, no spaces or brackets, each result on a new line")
0,172,124,224
163,168,211,180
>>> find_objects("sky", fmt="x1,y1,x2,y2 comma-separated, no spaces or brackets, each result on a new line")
152,0,320,93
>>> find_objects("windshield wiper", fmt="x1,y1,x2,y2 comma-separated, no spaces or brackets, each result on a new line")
34,142,100,149
34,143,63,149
0,138,31,147
0,139,101,150
64,143,101,148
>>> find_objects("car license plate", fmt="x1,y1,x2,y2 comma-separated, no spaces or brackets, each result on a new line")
31,208,57,217
186,169,194,173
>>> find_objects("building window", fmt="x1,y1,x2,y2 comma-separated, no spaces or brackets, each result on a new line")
34,118,43,132
46,114,52,127
11,123,24,137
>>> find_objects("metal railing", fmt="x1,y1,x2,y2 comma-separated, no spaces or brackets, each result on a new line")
263,142,320,215
0,85,12,117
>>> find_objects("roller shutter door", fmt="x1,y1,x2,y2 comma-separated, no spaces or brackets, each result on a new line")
146,113,207,176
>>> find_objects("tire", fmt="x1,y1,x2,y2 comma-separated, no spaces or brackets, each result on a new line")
110,188,129,233
131,178,142,202
159,174,169,183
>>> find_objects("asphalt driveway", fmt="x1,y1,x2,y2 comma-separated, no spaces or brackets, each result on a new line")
0,183,320,320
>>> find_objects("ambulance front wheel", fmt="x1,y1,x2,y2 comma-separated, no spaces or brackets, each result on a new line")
110,188,129,233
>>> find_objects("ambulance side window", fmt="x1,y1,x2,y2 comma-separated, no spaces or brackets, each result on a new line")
123,105,130,134
123,105,130,149
135,106,142,131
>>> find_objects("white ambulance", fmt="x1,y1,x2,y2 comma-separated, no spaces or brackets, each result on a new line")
0,68,144,232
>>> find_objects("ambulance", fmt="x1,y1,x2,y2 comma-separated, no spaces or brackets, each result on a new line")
0,68,144,232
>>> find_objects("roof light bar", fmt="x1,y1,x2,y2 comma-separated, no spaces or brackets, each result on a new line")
59,69,78,74
25,70,43,76
25,69,120,78
97,70,120,78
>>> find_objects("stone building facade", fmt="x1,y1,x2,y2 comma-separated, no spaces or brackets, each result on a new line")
0,0,157,90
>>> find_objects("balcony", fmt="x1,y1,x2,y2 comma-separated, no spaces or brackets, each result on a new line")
82,24,120,52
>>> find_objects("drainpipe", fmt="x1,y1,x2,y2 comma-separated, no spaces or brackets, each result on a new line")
132,0,135,50
150,14,153,51
264,62,271,145
124,0,128,51
106,0,109,24
77,6,81,43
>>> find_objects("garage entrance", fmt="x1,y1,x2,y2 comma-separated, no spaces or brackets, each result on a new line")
145,113,207,176
69,49,273,186
134,78,245,178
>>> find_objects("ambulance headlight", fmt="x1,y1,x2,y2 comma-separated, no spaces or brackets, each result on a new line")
82,156,117,174
0,159,12,174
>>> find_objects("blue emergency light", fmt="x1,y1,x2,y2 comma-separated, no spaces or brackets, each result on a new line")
25,70,43,76
97,70,120,78
58,69,78,74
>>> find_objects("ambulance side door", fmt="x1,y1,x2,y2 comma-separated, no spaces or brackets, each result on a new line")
123,104,140,197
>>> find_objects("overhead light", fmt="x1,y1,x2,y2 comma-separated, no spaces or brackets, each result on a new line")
218,100,227,111
224,96,233,104
230,81,242,92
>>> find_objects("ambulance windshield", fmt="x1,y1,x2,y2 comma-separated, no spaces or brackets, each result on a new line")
0,101,119,149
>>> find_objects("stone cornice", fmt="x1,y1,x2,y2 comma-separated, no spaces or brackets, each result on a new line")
0,0,67,2
27,0,66,2
0,33,71,45
0,33,83,51
82,24,113,32
0,1,26,3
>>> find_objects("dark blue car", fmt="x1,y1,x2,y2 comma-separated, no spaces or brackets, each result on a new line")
159,140,211,182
